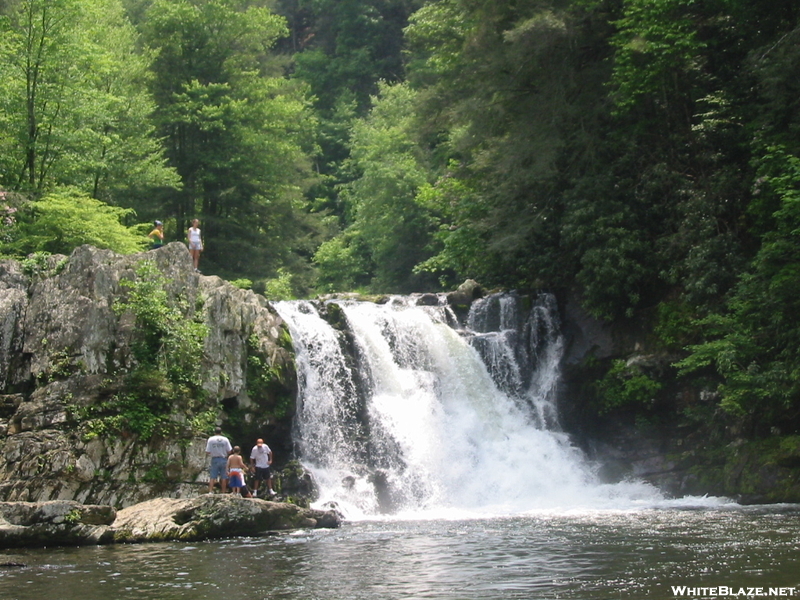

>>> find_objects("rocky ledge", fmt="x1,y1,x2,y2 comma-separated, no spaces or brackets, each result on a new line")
0,495,340,548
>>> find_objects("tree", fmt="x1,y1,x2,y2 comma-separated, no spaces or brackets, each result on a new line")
142,0,321,279
284,0,422,114
0,0,178,198
677,147,800,434
5,187,147,255
404,0,588,291
276,0,424,217
316,82,435,292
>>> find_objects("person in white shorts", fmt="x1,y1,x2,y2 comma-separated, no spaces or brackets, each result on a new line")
186,218,203,272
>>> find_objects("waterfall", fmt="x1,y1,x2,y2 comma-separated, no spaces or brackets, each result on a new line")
275,293,660,518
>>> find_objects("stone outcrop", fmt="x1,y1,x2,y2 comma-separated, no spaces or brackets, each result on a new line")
111,494,340,543
0,243,296,507
0,495,340,548
0,500,116,548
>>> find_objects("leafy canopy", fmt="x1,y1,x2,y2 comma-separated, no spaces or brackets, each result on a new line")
6,189,147,255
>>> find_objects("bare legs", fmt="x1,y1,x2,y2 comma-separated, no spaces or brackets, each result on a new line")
190,249,201,271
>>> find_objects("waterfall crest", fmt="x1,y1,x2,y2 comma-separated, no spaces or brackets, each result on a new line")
275,293,661,518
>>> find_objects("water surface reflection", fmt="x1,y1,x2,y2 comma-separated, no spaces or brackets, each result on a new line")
1,507,799,600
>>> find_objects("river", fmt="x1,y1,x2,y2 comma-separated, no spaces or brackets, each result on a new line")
1,505,799,599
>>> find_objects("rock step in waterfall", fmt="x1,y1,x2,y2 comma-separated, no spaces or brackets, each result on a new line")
275,292,663,519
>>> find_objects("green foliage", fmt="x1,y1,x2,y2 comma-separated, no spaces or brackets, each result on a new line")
116,260,207,387
0,0,178,196
412,169,489,288
610,0,706,116
5,189,147,256
405,0,590,292
190,409,219,435
287,0,420,114
676,146,800,431
64,509,82,525
334,82,438,292
313,233,371,294
262,268,296,301
654,300,700,351
595,359,663,415
20,252,56,277
246,334,293,420
141,452,169,484
230,278,253,290
142,0,321,280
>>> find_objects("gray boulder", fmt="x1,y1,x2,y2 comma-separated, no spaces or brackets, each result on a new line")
0,500,116,548
446,279,483,306
0,495,340,548
111,494,341,543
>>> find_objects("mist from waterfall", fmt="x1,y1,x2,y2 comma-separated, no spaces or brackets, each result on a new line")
275,293,664,519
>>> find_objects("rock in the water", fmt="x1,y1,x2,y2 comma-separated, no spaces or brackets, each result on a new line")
0,495,340,548
0,500,116,548
111,494,340,543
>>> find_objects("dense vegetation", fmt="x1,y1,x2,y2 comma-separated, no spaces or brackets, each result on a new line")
2,0,799,439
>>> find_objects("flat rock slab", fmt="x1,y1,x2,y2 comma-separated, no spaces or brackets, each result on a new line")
111,494,341,542
0,495,340,548
0,500,116,548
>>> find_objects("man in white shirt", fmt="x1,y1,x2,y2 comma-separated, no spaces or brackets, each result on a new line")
205,427,232,493
249,438,277,497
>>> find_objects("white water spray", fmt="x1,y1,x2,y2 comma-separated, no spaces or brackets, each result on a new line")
275,293,662,518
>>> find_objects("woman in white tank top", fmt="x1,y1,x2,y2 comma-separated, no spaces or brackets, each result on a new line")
187,218,203,272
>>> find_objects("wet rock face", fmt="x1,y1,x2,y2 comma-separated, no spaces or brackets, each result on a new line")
0,243,295,507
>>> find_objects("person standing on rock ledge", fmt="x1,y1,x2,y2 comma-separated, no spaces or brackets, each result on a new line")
227,446,248,496
250,438,277,497
206,427,232,494
186,218,203,272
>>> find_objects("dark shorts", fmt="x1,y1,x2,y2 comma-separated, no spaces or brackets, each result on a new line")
209,457,227,480
228,473,244,488
254,466,272,481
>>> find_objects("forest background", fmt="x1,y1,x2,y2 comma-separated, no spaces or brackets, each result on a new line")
1,0,799,449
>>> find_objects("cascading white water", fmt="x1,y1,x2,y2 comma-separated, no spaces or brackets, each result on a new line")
275,293,662,518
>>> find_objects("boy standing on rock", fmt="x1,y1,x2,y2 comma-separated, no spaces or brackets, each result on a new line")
250,438,277,497
206,427,232,493
227,446,248,496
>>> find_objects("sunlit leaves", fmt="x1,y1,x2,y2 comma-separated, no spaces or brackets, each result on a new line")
7,188,147,255
0,0,178,196
611,0,706,115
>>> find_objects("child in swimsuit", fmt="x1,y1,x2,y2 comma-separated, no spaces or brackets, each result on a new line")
227,446,248,496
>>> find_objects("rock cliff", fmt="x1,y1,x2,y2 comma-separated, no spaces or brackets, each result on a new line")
558,291,800,503
0,243,295,507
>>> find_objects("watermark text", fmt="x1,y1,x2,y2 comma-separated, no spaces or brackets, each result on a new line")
672,587,798,598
